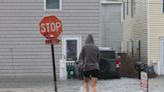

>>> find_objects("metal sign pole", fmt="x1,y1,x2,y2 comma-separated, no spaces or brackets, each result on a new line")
141,71,148,92
147,74,149,92
51,44,58,92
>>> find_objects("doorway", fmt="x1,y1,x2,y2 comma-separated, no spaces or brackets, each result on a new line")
62,36,82,61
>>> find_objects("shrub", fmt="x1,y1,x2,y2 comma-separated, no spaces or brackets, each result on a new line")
120,53,157,78
120,54,138,78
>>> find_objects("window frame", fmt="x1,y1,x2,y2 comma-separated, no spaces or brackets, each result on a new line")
44,0,62,11
123,2,126,19
131,0,134,17
134,0,136,15
62,36,82,61
162,0,164,13
127,0,129,15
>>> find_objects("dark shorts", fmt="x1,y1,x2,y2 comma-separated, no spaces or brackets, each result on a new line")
83,70,99,78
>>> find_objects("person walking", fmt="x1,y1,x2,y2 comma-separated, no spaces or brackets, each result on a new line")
79,34,100,92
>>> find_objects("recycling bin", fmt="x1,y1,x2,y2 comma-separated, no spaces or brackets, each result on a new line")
66,62,75,79
135,61,146,79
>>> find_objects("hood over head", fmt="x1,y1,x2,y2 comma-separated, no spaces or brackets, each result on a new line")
85,34,94,44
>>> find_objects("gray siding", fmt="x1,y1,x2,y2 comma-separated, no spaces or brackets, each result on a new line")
0,0,100,78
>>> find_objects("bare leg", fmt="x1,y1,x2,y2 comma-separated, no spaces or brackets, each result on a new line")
91,77,97,92
83,77,89,92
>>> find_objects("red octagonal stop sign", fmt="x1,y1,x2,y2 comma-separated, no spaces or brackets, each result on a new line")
40,16,62,40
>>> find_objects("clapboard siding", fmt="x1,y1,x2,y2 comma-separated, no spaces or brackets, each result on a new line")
133,0,148,63
148,0,164,64
122,0,148,62
0,0,100,78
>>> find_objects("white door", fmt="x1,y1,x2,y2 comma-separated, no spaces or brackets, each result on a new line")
62,36,81,61
160,39,164,75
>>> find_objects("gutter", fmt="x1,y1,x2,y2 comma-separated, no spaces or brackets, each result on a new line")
101,0,122,4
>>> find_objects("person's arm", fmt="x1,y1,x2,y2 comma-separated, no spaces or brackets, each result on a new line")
97,48,100,62
78,47,85,64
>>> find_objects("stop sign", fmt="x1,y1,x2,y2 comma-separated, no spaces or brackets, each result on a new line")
40,16,62,40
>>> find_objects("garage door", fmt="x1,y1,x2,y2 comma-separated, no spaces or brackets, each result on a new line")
100,2,122,51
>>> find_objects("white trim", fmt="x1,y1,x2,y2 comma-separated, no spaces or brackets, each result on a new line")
160,39,164,75
160,40,162,75
147,0,150,66
162,40,164,74
101,1,122,4
121,2,123,22
160,37,164,40
44,0,62,11
121,41,124,53
158,60,161,75
62,35,82,60
99,2,102,46
44,0,46,10
161,0,163,13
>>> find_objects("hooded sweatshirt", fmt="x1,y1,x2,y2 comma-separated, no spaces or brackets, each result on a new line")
79,34,100,71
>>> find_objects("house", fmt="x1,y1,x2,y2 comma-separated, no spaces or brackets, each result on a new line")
0,0,100,79
122,0,164,75
0,0,122,79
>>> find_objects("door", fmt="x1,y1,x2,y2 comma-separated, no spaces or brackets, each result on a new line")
62,36,81,61
160,39,164,75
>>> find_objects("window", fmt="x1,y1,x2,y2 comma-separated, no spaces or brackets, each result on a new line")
134,0,136,14
123,2,126,19
100,51,116,59
127,0,129,15
131,0,134,17
45,0,61,10
131,0,136,17
66,40,77,61
163,0,164,13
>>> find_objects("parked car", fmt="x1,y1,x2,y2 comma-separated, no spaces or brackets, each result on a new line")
74,47,121,79
98,47,121,79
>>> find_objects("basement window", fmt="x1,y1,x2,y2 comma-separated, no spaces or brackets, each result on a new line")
45,0,61,10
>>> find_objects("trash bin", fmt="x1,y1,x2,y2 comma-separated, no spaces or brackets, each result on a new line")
66,62,75,79
135,61,146,79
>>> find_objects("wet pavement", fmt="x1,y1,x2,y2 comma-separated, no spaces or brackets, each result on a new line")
0,76,163,92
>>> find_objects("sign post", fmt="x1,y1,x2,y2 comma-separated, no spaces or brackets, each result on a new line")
51,44,57,92
39,16,62,92
141,71,148,92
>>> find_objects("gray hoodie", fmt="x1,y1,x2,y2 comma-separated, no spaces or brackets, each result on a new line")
79,34,100,71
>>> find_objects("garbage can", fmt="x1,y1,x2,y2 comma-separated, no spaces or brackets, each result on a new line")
66,63,75,79
135,61,146,79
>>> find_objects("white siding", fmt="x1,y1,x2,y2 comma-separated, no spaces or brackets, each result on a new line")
122,0,148,63
149,0,164,64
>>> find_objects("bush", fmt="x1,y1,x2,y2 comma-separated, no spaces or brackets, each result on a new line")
120,53,157,78
120,54,138,78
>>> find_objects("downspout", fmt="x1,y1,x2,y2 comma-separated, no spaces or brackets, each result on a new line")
147,0,150,66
